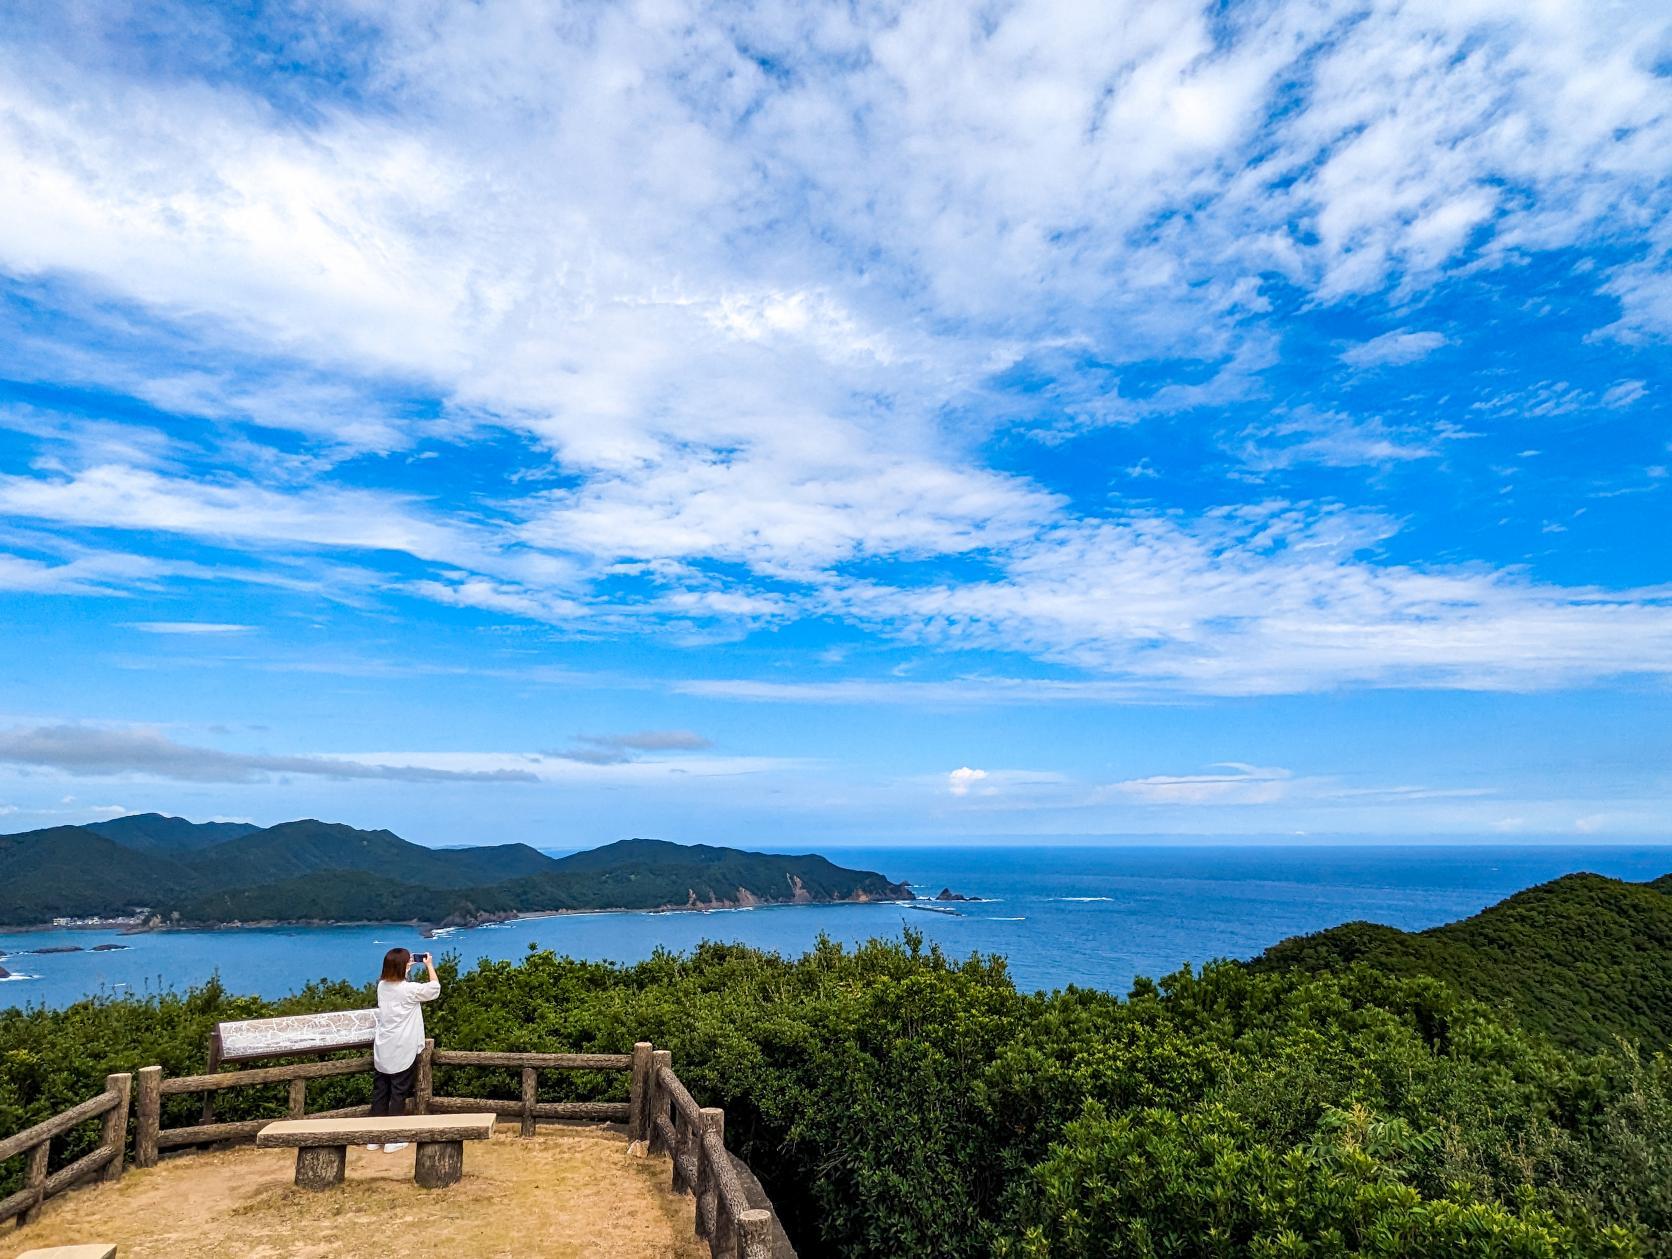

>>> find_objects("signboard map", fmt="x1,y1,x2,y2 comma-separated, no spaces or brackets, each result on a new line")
217,1008,378,1061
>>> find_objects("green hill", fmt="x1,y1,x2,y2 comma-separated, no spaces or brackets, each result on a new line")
545,838,904,905
85,813,260,852
1251,870,1672,1049
190,820,555,891
171,837,910,923
0,827,202,920
173,870,467,924
0,816,910,926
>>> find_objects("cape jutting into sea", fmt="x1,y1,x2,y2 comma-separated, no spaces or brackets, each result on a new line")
4,843,1670,1008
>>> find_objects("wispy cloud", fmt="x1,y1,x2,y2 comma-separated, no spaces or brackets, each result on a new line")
1234,411,1452,470
1107,763,1293,806
542,729,714,765
1600,380,1647,409
0,725,541,784
0,549,165,596
672,677,1156,706
0,465,523,578
127,622,254,635
583,730,712,752
816,509,1672,694
1340,331,1449,369
0,0,1668,725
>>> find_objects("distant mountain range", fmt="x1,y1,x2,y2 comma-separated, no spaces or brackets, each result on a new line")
1253,870,1672,1050
0,814,912,928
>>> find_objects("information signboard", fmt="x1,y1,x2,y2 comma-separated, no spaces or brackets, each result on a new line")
215,1008,378,1063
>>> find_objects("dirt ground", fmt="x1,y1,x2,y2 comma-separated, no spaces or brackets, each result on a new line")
8,1122,708,1259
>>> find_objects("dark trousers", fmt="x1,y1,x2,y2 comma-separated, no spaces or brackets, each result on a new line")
371,1063,416,1117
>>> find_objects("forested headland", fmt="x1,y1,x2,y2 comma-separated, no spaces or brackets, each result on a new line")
0,814,911,926
2,870,1669,1256
1252,871,1672,1050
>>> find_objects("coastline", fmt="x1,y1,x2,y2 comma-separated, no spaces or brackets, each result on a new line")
0,892,918,937
6,847,1671,1010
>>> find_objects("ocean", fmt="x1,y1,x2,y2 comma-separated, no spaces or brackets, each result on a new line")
3,844,1669,1009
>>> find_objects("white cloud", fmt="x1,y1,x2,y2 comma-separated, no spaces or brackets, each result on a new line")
1601,379,1647,409
127,622,254,635
0,548,163,595
583,730,711,752
518,454,1056,581
0,724,541,784
1107,763,1292,805
819,508,1672,694
1235,411,1450,470
0,722,793,788
543,729,714,765
1340,331,1449,368
3,1,1666,448
0,1,1668,699
0,464,574,592
346,750,806,784
8,453,1672,697
675,676,1153,706
947,766,989,797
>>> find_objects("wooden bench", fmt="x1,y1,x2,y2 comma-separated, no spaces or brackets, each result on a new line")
17,1247,118,1259
254,1114,495,1190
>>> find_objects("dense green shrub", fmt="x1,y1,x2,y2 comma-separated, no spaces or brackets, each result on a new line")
2,934,1668,1256
1001,1102,1641,1258
1254,873,1672,1051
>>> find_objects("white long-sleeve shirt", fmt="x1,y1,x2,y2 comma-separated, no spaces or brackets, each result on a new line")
372,977,440,1073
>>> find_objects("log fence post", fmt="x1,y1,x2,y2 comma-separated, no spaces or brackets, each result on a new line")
133,1065,162,1169
18,1139,48,1225
199,1029,222,1127
648,1050,672,1156
520,1067,537,1138
714,1148,738,1259
672,1104,693,1194
287,1078,307,1119
694,1107,723,1240
99,1072,132,1183
415,1038,434,1115
627,1042,652,1144
737,1208,772,1259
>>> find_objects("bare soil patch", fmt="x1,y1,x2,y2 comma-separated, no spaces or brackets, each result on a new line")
10,1122,706,1259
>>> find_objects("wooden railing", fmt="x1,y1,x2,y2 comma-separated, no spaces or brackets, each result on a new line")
0,1073,131,1226
134,1053,377,1162
426,1047,637,1134
135,1041,641,1161
12,1041,783,1256
642,1050,774,1259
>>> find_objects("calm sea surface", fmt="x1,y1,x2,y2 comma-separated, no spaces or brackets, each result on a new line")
4,844,1669,1008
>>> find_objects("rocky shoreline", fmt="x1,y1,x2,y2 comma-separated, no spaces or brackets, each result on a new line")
2,891,916,937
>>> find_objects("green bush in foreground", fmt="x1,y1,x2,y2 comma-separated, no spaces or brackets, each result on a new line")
1004,1102,1637,1258
2,934,1668,1257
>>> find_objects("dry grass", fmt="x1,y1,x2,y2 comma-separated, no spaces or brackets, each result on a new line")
9,1122,708,1259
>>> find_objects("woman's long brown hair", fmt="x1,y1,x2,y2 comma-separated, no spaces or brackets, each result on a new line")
380,947,412,982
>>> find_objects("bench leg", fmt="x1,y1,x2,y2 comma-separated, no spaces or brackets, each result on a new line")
295,1145,346,1190
414,1140,463,1189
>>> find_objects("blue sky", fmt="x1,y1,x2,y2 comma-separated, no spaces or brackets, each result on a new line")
0,0,1669,847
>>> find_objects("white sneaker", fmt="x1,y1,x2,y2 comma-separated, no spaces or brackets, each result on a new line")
365,1143,380,1151
382,1142,409,1153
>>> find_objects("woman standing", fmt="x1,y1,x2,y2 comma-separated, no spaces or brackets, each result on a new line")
369,946,440,1151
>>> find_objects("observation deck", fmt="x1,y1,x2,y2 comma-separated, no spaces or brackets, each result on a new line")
10,1121,703,1258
